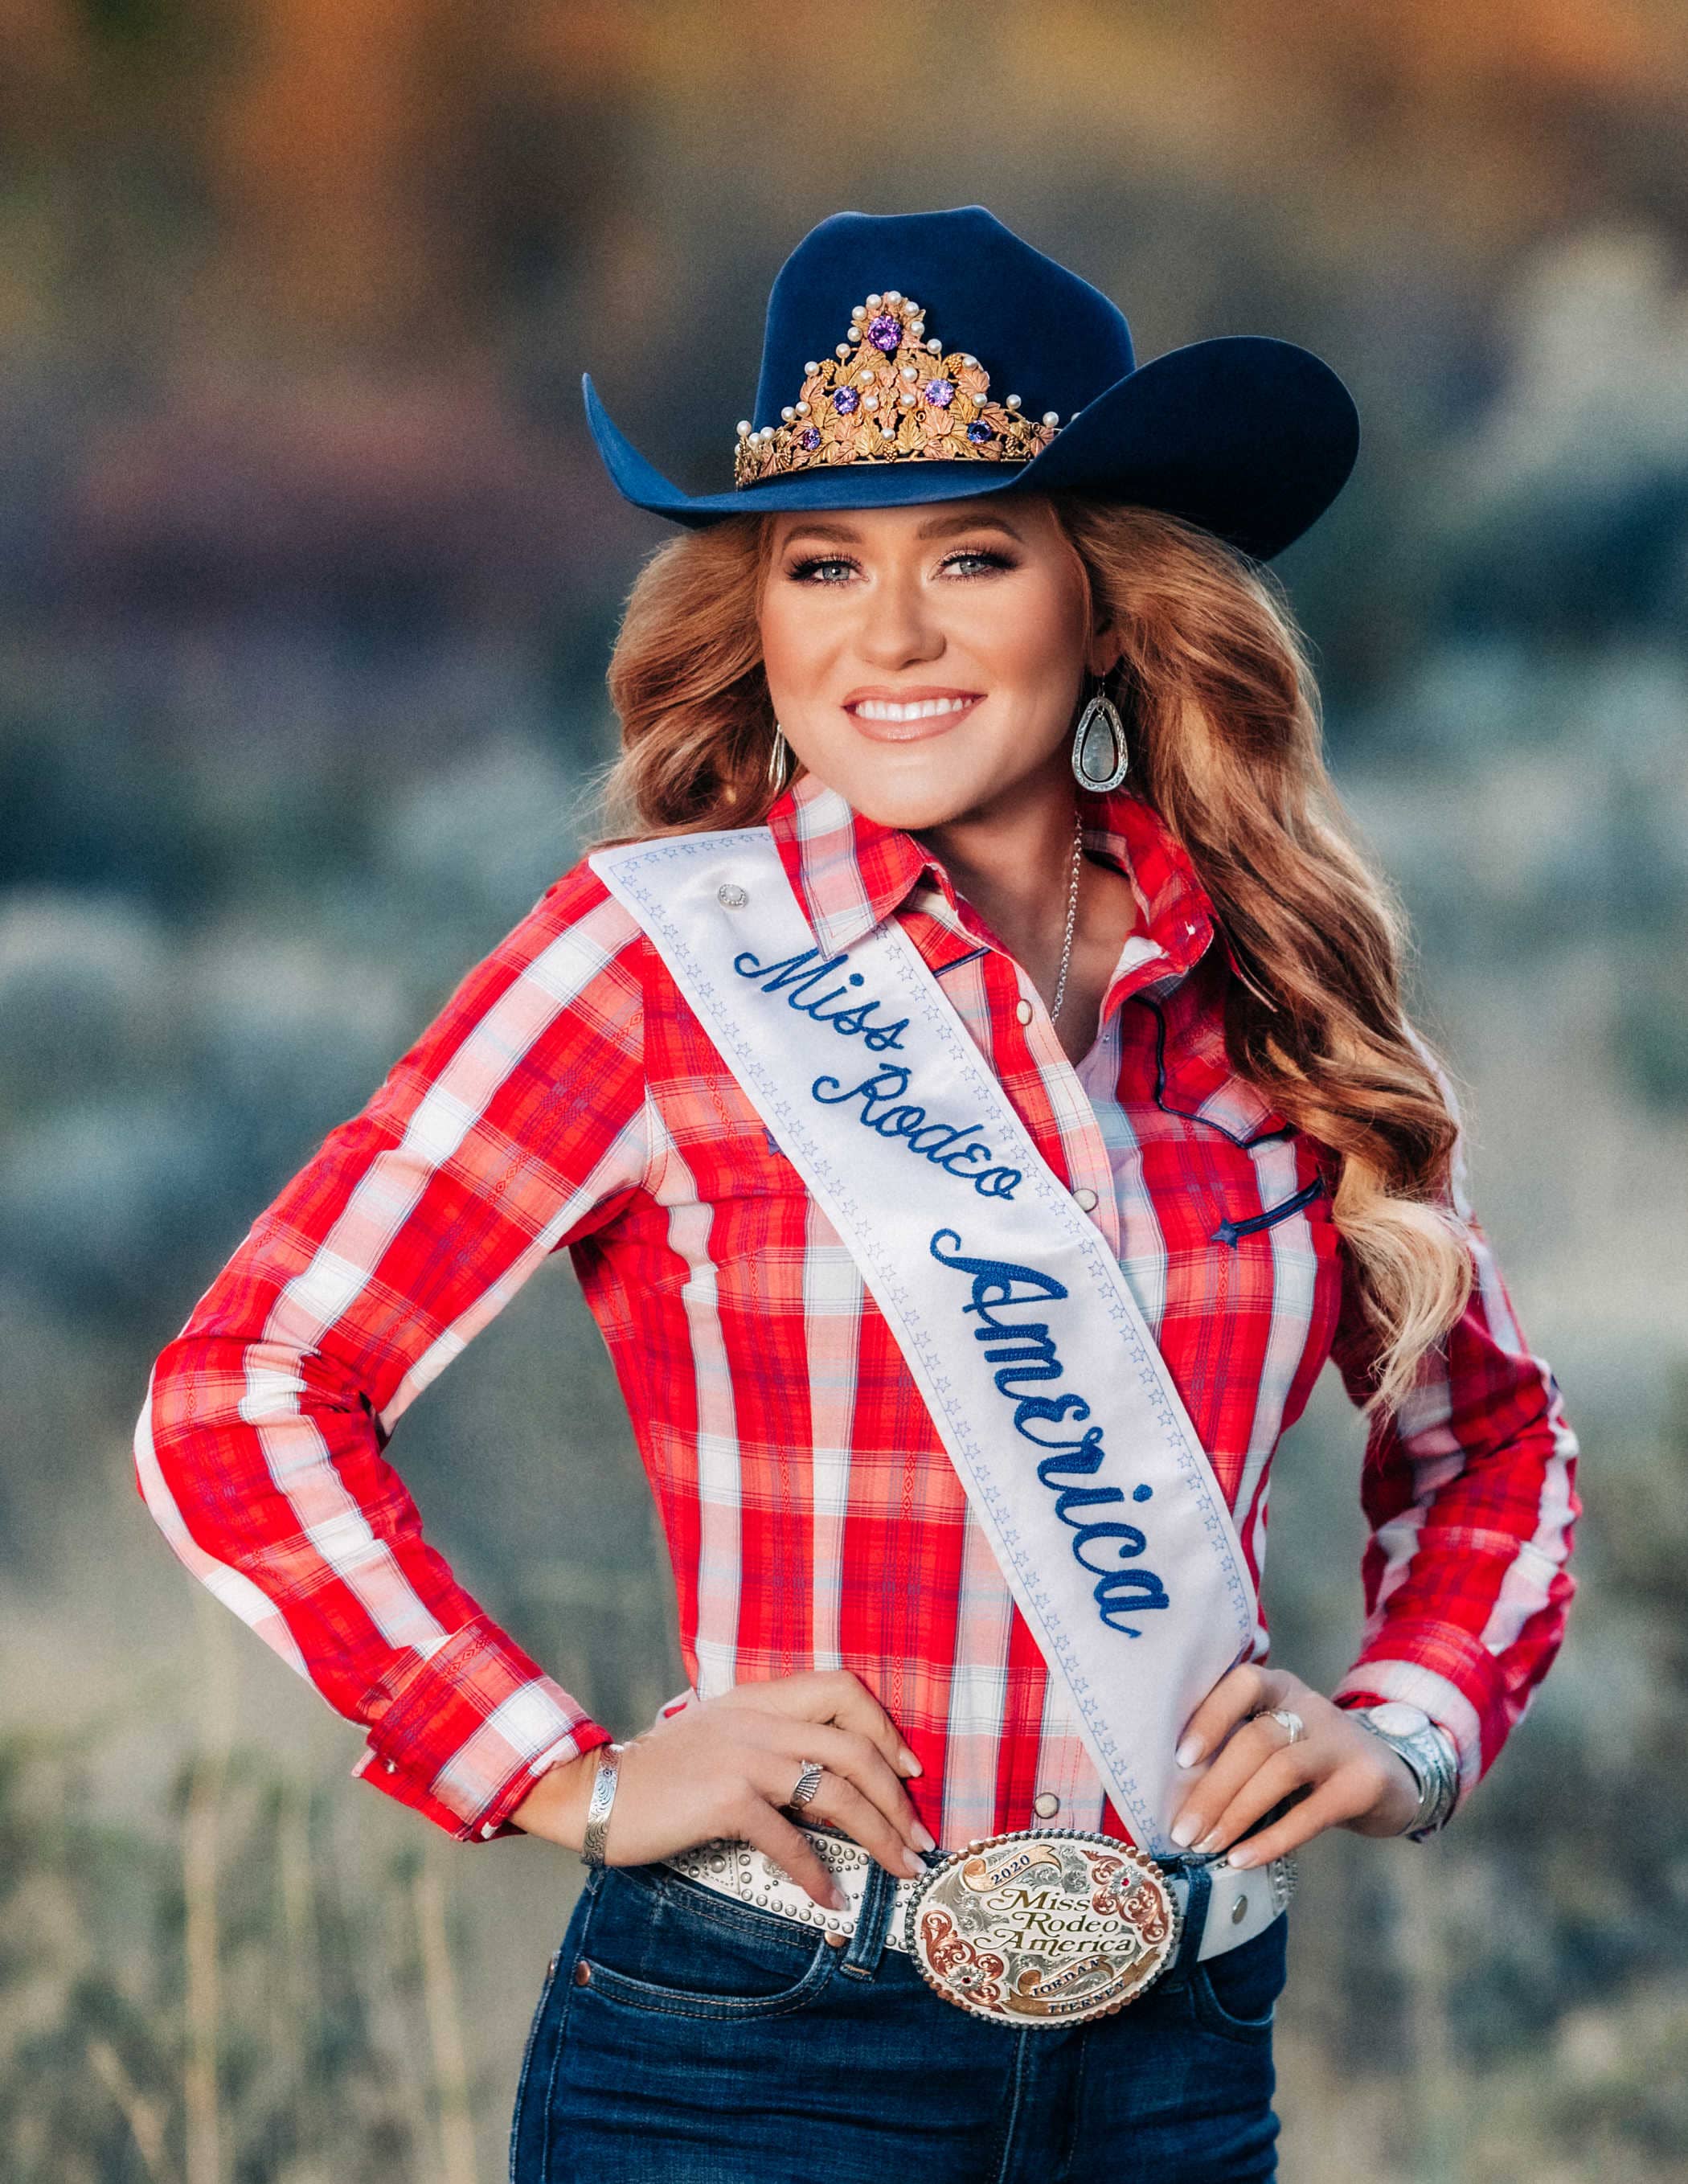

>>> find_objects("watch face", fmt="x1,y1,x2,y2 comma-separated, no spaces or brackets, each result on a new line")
1367,1702,1432,1738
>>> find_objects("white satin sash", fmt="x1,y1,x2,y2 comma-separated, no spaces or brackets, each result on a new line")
589,827,1256,1849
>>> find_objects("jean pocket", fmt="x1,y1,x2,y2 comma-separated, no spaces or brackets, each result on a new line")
572,1863,846,2022
1187,1915,1289,2044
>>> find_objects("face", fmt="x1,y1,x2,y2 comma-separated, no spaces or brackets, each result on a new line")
756,493,1117,832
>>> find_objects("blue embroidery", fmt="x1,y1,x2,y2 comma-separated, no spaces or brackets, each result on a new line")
731,948,1022,1199
732,945,909,1051
929,1229,1170,1635
1211,1174,1324,1248
811,1065,1022,1199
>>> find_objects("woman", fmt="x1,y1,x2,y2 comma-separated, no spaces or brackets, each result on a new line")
135,208,1579,2182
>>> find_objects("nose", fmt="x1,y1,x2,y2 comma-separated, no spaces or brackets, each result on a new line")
853,562,945,670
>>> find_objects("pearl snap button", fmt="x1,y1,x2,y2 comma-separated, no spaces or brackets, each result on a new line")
717,882,748,908
1032,1789,1060,1818
1074,1186,1099,1212
1015,998,1035,1025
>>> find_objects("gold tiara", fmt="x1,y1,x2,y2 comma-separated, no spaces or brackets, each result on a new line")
733,289,1064,488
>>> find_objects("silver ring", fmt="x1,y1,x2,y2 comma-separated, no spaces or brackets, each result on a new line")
787,1759,825,1809
1256,1707,1305,1745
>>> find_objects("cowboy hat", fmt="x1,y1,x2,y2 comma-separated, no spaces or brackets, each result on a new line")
581,205,1359,562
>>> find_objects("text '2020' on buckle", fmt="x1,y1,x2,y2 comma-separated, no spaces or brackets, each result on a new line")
902,1826,1182,2027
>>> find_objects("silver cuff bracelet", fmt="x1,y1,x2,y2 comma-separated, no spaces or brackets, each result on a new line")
580,1741,625,1868
1350,1707,1459,1839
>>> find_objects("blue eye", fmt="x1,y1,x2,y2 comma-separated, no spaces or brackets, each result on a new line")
941,549,1015,576
784,547,1018,584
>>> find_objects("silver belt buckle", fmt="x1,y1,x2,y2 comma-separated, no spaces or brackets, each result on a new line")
901,1826,1181,2027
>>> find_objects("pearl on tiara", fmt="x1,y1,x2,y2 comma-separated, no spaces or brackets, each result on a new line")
733,290,1063,487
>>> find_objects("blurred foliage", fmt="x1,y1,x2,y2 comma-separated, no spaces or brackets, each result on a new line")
2,0,1686,2177
0,1719,480,2182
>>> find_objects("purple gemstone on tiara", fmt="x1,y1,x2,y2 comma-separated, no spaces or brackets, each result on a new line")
867,313,902,352
834,387,860,415
798,425,821,450
966,420,994,444
923,378,955,408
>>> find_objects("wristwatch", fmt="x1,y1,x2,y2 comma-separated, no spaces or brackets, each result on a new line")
1348,1702,1460,1841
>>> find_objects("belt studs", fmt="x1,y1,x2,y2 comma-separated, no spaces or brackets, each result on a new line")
1231,1893,1249,1923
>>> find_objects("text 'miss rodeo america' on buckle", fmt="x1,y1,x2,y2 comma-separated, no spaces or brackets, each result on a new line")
902,1827,1180,2027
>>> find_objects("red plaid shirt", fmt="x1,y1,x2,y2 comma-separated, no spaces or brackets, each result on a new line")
134,768,1579,1850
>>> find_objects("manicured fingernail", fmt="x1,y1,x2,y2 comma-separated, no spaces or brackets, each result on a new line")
1175,1736,1203,1768
899,1748,923,1776
1227,1846,1256,1869
830,1883,850,1910
1197,1829,1225,1854
1169,1812,1200,1848
900,1846,926,1878
912,1821,936,1852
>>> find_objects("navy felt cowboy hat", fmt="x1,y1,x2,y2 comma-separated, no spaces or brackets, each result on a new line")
582,205,1360,563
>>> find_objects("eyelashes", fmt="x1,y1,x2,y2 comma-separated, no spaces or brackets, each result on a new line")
783,548,1019,584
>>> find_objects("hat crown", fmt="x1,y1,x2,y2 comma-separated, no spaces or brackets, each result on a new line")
580,201,1359,559
750,207,1136,434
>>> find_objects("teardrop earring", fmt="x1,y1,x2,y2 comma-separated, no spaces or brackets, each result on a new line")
1071,675,1129,793
767,721,792,792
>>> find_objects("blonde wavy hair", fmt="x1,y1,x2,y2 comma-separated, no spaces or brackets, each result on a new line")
580,494,1474,1415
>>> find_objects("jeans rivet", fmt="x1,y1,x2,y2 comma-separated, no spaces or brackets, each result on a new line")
572,1959,593,1985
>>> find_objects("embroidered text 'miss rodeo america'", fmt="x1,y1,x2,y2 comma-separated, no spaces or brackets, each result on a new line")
733,940,1168,1637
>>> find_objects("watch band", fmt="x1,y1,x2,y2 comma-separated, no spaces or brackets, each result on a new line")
580,1741,625,1868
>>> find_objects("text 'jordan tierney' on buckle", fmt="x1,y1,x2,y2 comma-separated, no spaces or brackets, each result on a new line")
901,1827,1181,2027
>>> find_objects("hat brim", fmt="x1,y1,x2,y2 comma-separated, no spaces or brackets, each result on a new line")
582,335,1359,563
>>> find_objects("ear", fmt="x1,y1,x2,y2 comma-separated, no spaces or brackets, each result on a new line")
1085,624,1125,679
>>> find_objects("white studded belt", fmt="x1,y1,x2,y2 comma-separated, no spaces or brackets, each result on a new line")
661,1821,1295,2026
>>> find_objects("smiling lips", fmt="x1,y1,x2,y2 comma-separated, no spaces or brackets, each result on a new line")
844,689,984,740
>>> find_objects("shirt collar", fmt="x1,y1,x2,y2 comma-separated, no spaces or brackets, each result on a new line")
766,764,1227,985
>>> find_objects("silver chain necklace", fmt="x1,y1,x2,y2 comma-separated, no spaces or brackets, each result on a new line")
1050,806,1085,1025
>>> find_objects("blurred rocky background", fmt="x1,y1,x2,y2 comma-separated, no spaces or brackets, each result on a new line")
2,2,1686,2178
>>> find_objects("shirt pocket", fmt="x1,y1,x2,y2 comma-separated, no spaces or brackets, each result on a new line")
1191,1129,1346,1369
647,1067,809,1210
1210,1171,1326,1250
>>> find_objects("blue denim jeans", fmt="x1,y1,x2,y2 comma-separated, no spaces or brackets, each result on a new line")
509,1849,1289,2182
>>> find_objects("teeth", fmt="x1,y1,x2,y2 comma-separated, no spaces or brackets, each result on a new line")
851,695,977,722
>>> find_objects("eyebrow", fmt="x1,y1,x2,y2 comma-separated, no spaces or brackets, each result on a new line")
777,510,1026,549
